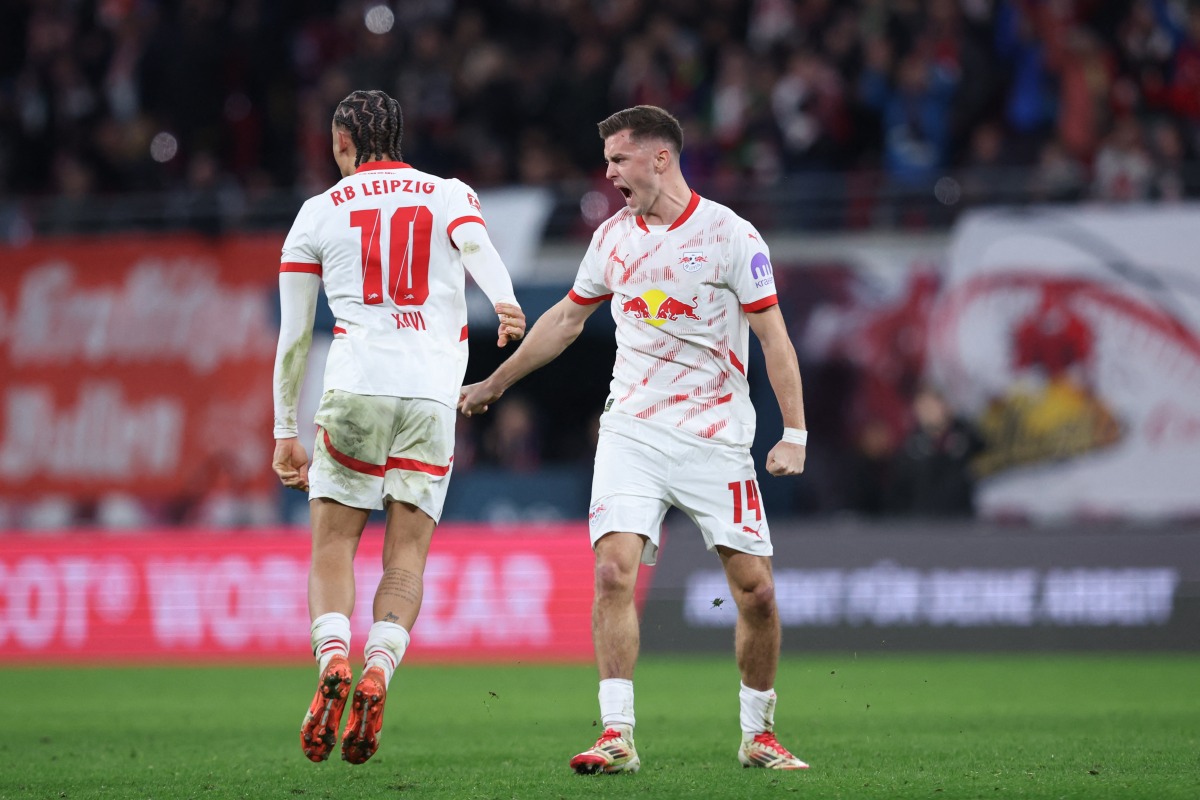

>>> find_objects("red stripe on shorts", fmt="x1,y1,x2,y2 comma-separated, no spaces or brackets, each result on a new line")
321,428,452,477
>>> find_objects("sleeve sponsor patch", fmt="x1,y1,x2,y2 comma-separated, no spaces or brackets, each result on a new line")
751,252,774,288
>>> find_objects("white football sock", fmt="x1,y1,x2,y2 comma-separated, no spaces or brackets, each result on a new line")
599,678,635,731
739,682,777,738
363,621,410,687
310,612,351,673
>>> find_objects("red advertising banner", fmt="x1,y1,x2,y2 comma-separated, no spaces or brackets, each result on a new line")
0,525,606,663
0,234,282,517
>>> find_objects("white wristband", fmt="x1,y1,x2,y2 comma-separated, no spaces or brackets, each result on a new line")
782,427,808,446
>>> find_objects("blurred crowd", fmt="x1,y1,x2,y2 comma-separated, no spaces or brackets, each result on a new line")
4,0,1200,530
2,0,1199,232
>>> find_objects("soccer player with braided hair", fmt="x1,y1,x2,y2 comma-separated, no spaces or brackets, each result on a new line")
271,89,525,765
332,90,404,167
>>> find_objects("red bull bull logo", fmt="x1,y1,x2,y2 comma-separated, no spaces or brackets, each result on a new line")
620,290,702,326
621,296,651,318
656,295,701,321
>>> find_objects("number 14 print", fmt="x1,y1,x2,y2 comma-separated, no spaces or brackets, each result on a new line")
728,479,762,524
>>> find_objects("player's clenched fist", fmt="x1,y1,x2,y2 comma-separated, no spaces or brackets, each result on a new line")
765,441,805,476
272,437,310,492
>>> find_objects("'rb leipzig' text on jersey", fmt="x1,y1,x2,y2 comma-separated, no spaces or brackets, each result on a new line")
279,162,485,407
569,192,778,448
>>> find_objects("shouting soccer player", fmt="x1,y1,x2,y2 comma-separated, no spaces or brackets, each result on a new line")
271,89,525,765
459,105,809,773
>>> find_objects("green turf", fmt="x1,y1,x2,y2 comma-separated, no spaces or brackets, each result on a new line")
2,654,1197,799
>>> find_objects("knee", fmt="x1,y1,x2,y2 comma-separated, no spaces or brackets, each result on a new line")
738,579,777,619
594,558,637,599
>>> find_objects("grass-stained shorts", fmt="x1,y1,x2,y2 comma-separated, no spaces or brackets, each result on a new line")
309,389,455,522
589,412,772,566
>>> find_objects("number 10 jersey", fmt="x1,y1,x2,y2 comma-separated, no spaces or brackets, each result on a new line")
280,161,485,407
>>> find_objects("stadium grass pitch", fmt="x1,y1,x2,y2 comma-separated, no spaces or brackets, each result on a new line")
3,653,1197,799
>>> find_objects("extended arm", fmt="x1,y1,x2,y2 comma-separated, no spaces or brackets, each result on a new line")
452,220,526,346
747,304,807,476
271,271,321,491
458,294,600,416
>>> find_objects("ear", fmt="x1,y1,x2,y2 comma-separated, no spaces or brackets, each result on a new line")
654,146,672,174
334,127,353,156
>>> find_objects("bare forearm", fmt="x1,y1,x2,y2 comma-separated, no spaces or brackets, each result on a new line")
486,298,587,392
760,334,805,430
748,306,807,475
460,295,598,417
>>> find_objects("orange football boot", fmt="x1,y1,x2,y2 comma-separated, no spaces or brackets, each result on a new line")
300,655,352,762
341,666,387,764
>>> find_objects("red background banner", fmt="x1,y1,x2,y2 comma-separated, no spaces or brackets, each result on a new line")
0,234,282,509
0,525,614,663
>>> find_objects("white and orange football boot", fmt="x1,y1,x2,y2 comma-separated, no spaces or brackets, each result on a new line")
738,731,809,770
569,725,641,774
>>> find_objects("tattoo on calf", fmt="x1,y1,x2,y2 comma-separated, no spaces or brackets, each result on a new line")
376,568,422,606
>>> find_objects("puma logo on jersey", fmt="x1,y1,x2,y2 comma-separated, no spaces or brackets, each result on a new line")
742,524,762,538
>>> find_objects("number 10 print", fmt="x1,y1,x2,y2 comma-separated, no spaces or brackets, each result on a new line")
351,206,433,306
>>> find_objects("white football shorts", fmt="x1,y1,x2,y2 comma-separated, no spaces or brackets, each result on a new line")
309,389,455,522
589,412,772,566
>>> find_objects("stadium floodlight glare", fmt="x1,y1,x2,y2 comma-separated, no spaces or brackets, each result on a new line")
149,132,178,163
364,5,394,34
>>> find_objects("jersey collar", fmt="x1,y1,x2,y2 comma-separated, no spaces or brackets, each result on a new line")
636,190,702,233
355,160,411,173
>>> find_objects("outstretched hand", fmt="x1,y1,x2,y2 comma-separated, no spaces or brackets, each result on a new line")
496,302,525,347
272,437,310,492
765,440,806,477
458,380,503,418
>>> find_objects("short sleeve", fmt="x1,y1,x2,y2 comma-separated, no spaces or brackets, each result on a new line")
569,228,614,304
728,220,777,312
445,179,486,242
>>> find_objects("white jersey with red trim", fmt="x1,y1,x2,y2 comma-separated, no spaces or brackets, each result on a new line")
570,192,778,448
280,161,485,406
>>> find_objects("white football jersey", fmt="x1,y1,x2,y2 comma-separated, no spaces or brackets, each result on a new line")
570,192,779,447
281,161,485,407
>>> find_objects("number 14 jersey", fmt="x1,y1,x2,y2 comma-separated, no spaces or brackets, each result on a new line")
280,161,484,407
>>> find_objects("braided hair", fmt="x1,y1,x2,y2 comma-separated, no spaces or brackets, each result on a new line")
332,90,404,167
